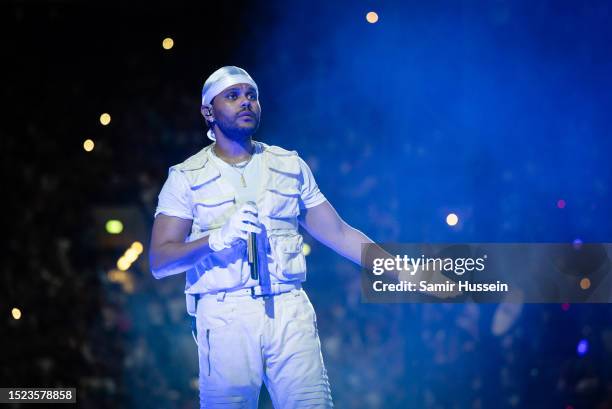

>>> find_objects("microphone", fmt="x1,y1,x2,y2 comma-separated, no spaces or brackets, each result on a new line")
246,201,259,281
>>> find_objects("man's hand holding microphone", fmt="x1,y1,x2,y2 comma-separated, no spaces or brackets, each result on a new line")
207,201,261,280
208,202,261,252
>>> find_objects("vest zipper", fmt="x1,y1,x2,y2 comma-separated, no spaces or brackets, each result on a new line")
206,329,211,376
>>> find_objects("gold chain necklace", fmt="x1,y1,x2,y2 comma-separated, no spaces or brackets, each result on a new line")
212,144,255,187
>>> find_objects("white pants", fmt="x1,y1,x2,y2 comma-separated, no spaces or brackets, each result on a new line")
195,288,333,408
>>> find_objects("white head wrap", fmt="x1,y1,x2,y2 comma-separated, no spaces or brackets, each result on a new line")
201,66,259,141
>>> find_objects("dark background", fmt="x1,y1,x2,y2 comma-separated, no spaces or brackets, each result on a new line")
1,0,611,408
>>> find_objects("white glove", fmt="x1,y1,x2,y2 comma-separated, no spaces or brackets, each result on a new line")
208,202,262,251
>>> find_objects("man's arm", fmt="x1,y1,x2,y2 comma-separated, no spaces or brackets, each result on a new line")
298,201,403,281
298,201,373,265
299,201,461,298
149,214,214,279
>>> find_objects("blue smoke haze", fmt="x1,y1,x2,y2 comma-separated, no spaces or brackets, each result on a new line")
242,0,612,243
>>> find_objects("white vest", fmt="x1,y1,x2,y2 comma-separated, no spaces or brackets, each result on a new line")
172,142,307,315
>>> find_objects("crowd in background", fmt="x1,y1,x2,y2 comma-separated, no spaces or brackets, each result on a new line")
3,81,612,408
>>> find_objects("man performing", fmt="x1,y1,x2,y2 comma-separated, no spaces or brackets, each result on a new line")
149,66,376,408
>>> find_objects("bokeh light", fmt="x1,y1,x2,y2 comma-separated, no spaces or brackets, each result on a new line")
11,307,21,320
83,139,95,152
131,241,144,254
100,113,111,126
302,243,311,256
108,269,134,293
576,339,589,356
124,248,139,263
108,269,127,282
580,278,591,290
557,199,566,209
162,37,174,50
366,11,379,23
446,213,459,226
105,219,124,234
117,256,131,271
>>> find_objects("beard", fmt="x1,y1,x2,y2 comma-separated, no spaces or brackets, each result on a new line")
214,114,260,141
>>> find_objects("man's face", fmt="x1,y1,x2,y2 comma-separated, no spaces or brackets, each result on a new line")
204,83,261,140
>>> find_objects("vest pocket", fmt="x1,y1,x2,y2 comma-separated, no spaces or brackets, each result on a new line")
193,194,235,229
262,188,300,219
271,234,307,281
